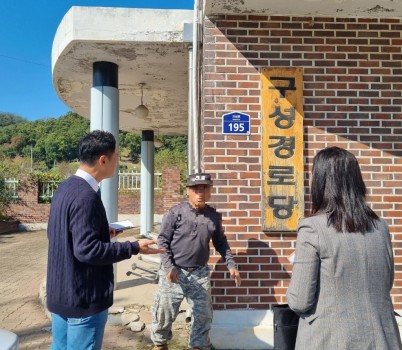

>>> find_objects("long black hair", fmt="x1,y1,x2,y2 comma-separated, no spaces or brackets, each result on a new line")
311,146,378,233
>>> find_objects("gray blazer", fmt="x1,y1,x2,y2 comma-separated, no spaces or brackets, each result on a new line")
287,214,402,350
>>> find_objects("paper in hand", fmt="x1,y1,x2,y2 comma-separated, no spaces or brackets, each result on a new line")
110,220,135,231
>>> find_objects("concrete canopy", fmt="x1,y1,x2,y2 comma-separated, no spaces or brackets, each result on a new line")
52,7,193,135
53,2,402,136
204,0,402,17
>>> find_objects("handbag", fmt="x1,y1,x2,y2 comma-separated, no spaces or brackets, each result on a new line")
273,304,299,350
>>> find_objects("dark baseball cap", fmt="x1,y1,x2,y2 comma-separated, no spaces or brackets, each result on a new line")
186,173,213,187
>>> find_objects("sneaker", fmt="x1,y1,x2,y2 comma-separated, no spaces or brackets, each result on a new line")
152,345,168,350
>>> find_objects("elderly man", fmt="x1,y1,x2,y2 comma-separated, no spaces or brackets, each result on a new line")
151,172,241,350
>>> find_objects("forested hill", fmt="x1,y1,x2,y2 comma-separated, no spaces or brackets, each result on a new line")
0,112,90,168
0,113,28,127
0,112,187,171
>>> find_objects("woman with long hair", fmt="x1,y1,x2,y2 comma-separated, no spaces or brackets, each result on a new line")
287,147,402,349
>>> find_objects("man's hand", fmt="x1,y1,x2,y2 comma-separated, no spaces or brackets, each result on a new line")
137,239,166,254
229,268,241,286
166,267,180,284
109,227,123,238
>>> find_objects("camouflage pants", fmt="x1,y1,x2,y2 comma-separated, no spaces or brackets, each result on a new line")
151,266,212,350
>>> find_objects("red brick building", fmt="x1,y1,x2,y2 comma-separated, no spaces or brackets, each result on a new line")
200,6,402,346
203,12,402,308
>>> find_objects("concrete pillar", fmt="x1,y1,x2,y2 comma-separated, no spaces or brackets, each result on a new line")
140,130,155,237
90,61,119,224
90,61,119,287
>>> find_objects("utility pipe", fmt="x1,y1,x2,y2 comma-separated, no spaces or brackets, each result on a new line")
192,0,201,173
188,44,194,175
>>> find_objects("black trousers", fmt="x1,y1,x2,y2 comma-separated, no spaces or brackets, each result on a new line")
273,304,299,350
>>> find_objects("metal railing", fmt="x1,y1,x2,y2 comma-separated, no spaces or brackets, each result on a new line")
118,171,162,190
3,172,163,204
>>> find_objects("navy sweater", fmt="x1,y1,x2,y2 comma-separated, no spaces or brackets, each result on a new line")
46,176,139,317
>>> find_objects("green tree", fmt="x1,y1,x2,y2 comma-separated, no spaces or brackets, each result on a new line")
157,135,187,154
0,113,188,175
155,147,188,193
0,112,89,169
119,132,142,163
0,156,20,219
0,112,28,127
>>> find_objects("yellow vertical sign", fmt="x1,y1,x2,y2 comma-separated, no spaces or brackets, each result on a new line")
261,68,304,231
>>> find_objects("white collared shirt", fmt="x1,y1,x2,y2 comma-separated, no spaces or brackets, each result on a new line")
75,168,99,193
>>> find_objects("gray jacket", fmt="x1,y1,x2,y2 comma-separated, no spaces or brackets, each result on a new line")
287,214,402,350
158,201,236,271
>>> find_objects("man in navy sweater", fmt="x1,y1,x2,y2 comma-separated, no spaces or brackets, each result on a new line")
46,130,164,350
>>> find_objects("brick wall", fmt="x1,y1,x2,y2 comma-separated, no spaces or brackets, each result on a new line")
6,175,52,223
7,167,183,223
203,15,402,310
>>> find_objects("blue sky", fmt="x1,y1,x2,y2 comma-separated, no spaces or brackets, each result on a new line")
0,1,193,121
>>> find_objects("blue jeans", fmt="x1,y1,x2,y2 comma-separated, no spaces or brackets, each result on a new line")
50,310,108,350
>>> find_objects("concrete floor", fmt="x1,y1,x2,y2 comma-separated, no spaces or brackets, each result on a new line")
0,225,191,350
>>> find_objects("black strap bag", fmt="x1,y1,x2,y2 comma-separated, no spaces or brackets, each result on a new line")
273,304,299,350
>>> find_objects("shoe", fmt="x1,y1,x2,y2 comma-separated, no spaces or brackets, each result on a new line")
152,345,168,350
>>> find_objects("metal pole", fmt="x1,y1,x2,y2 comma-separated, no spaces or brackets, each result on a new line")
30,145,33,171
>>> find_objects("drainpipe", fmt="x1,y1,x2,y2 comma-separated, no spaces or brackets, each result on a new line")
188,44,194,175
192,0,201,173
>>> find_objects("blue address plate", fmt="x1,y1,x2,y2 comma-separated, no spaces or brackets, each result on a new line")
222,112,250,135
